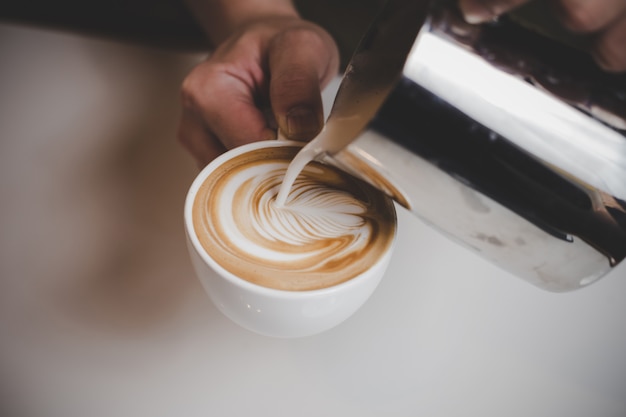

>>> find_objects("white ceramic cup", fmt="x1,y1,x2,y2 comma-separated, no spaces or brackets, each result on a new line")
184,140,396,338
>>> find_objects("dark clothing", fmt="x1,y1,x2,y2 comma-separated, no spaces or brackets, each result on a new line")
0,0,386,67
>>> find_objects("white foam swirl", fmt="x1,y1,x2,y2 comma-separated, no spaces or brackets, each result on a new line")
262,179,367,245
217,162,370,266
193,146,395,291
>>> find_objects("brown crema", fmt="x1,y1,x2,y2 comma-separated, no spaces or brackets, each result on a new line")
192,145,396,291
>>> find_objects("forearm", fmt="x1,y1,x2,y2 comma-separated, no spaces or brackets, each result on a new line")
183,0,299,46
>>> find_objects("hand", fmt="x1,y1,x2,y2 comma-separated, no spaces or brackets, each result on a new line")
178,16,340,167
458,0,626,72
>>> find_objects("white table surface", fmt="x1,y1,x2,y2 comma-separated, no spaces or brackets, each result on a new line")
0,24,625,417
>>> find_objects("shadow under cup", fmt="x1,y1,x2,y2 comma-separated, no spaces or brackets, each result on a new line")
184,140,397,338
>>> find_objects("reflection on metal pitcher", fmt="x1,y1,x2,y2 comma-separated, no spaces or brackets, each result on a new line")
326,0,626,292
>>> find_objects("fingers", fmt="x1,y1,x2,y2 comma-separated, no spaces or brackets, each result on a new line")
192,70,277,150
178,62,275,168
268,26,339,141
177,18,340,167
553,0,626,33
593,14,626,72
553,0,626,72
458,0,626,72
458,0,529,23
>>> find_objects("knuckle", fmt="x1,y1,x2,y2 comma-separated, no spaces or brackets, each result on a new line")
179,79,197,110
272,69,310,87
179,63,222,111
274,25,327,51
179,67,206,110
556,0,603,32
271,73,315,103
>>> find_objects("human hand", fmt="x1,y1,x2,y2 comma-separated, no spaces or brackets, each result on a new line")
178,16,340,167
458,0,626,72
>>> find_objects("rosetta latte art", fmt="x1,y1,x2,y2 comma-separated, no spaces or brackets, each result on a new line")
192,146,396,291
254,175,367,244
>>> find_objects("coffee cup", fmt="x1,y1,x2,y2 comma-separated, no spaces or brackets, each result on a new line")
184,140,397,337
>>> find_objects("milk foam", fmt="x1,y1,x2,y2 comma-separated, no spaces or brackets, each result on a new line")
193,146,396,291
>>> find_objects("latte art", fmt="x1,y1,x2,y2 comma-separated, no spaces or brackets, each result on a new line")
192,146,396,291
260,178,367,245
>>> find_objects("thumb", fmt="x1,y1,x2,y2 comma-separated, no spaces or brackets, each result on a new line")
268,26,337,141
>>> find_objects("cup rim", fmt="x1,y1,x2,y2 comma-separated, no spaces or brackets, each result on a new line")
184,139,397,298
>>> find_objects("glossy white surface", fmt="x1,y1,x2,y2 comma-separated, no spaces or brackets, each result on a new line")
1,24,625,417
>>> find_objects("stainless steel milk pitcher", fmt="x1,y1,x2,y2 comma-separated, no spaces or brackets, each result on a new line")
323,0,626,292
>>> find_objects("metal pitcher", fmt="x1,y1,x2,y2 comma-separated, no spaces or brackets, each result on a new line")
322,0,626,292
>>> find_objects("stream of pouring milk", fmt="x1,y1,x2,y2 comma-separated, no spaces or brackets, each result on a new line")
275,119,356,207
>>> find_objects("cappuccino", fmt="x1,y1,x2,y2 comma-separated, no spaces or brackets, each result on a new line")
192,144,396,291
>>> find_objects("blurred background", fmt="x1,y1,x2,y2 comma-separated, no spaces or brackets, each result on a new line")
0,2,380,415
1,2,625,417
0,17,201,417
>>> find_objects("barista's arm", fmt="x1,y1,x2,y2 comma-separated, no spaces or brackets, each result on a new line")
458,0,626,72
178,0,340,166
